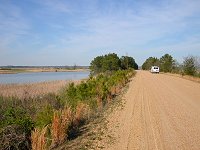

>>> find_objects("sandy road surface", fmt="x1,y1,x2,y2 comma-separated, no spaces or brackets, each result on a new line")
106,71,200,150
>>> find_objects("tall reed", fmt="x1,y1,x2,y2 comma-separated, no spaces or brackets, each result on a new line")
31,126,48,150
51,106,72,148
73,103,90,127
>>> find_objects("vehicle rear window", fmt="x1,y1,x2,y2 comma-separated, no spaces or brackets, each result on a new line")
154,67,158,69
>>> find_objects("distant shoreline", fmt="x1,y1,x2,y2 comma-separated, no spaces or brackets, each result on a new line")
0,68,90,74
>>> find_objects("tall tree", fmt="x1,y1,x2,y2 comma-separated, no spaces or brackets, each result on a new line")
90,53,137,75
183,56,197,76
159,54,175,72
142,57,159,70
90,56,104,74
102,53,121,72
120,56,138,70
90,53,121,75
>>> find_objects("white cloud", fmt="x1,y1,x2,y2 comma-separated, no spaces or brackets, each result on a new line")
0,0,200,65
69,1,199,44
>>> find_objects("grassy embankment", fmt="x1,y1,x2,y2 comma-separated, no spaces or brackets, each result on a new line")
0,69,136,150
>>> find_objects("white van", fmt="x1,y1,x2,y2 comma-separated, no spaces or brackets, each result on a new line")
151,66,159,73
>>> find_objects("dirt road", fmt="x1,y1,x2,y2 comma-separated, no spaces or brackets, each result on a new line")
106,71,200,150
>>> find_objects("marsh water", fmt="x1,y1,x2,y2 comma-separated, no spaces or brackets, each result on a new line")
0,71,90,84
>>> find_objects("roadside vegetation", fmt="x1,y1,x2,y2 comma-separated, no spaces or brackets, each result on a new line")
90,53,138,75
142,54,200,77
0,53,137,150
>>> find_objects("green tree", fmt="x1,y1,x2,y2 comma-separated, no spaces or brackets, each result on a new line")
90,53,121,75
183,56,197,76
142,57,159,70
90,56,104,74
90,53,138,75
172,60,181,73
120,56,138,70
159,54,175,72
102,53,121,72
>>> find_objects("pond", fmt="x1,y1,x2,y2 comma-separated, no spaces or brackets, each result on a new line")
0,71,90,84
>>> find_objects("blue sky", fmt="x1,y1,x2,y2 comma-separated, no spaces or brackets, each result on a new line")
0,0,200,66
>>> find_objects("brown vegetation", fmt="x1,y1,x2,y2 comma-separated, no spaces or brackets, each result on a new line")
51,106,72,148
0,80,81,99
163,72,200,83
31,126,48,150
73,103,90,127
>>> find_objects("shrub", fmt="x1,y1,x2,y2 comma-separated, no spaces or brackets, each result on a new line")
35,105,54,128
0,125,30,150
0,107,34,150
59,83,79,109
1,107,34,136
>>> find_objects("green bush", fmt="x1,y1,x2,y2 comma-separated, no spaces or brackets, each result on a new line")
35,105,54,128
59,83,79,109
1,107,34,136
58,69,135,111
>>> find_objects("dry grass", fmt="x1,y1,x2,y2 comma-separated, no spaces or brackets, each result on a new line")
181,75,200,83
31,126,48,150
51,111,60,147
73,103,90,127
31,105,90,149
164,73,200,83
59,106,73,142
97,97,103,110
0,80,81,99
51,106,72,148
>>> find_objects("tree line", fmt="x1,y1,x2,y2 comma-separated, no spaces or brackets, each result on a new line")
142,54,200,77
90,53,138,75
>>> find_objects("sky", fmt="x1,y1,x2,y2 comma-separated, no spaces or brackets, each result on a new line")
0,0,200,66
